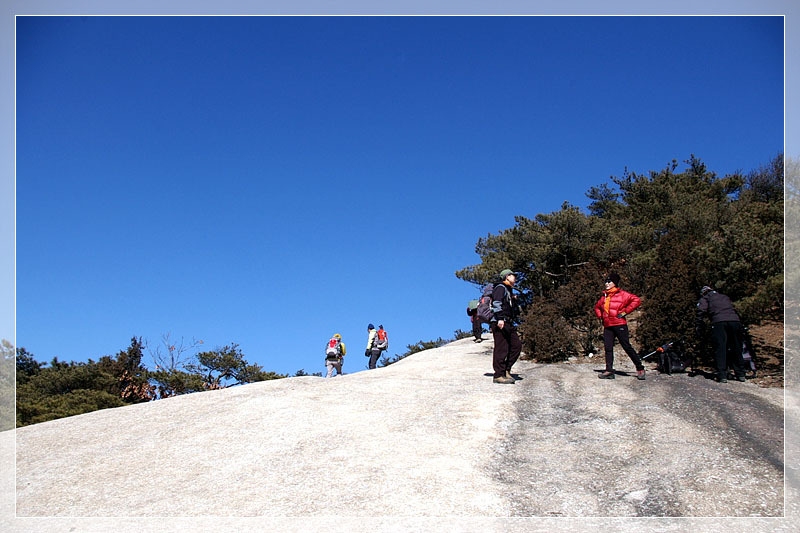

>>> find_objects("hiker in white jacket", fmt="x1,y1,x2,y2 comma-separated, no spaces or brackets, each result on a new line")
365,324,380,369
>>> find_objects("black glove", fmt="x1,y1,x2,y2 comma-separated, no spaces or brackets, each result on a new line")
365,349,371,356
618,312,627,318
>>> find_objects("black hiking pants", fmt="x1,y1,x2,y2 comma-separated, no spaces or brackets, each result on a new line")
491,323,522,378
603,324,643,372
368,348,381,370
472,317,483,341
711,321,746,378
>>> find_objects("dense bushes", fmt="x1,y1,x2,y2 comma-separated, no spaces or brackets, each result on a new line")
15,338,152,427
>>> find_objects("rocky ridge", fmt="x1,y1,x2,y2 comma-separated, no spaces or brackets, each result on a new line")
1,336,796,532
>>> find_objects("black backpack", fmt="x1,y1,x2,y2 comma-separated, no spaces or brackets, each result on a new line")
658,345,687,374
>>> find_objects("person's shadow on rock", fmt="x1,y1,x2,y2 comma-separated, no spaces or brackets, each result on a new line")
483,372,524,381
689,368,717,380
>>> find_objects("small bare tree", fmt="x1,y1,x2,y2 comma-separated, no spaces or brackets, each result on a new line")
146,332,203,372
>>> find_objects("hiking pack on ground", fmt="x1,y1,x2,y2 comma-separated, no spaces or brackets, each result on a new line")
642,340,688,375
326,336,342,359
658,343,688,374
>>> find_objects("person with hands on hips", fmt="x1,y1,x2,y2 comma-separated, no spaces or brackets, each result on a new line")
594,272,645,380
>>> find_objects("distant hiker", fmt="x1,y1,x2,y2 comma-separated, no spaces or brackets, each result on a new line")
490,269,522,384
467,302,483,342
695,286,746,383
325,333,346,378
365,324,381,369
376,325,389,352
594,273,645,380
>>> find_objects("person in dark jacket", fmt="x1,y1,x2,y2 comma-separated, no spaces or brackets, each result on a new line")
594,273,645,380
467,304,483,342
696,286,746,383
490,269,522,384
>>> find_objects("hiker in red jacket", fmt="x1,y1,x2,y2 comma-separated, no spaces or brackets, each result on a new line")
594,273,645,380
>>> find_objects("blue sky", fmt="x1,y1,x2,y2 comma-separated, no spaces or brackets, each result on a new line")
14,15,784,376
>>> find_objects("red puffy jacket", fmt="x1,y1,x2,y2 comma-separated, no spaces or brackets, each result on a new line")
594,288,641,327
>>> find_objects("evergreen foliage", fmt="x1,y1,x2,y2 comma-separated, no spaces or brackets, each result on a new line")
294,369,323,377
15,337,287,427
148,368,207,398
453,329,475,340
637,234,698,353
16,337,152,426
168,343,288,389
458,154,784,361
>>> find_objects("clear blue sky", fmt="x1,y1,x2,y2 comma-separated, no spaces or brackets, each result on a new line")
15,15,783,376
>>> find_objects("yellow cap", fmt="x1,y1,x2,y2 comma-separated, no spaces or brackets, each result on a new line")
334,333,341,339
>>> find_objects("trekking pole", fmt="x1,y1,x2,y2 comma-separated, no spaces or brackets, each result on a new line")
641,341,675,361
641,348,659,361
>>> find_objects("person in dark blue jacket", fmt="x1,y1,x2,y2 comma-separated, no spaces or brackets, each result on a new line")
490,269,522,384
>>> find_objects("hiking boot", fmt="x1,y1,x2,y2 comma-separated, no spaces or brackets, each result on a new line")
637,369,646,381
493,376,515,384
716,375,728,383
598,371,615,379
735,375,746,382
506,371,515,381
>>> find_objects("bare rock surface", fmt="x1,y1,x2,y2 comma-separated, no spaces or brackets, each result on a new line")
2,337,796,532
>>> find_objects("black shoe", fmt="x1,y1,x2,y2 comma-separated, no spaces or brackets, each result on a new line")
598,371,615,379
735,375,746,382
716,376,728,383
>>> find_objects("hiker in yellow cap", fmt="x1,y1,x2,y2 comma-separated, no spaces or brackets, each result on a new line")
324,334,346,377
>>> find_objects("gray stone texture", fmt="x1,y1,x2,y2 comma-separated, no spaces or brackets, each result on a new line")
2,337,796,532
